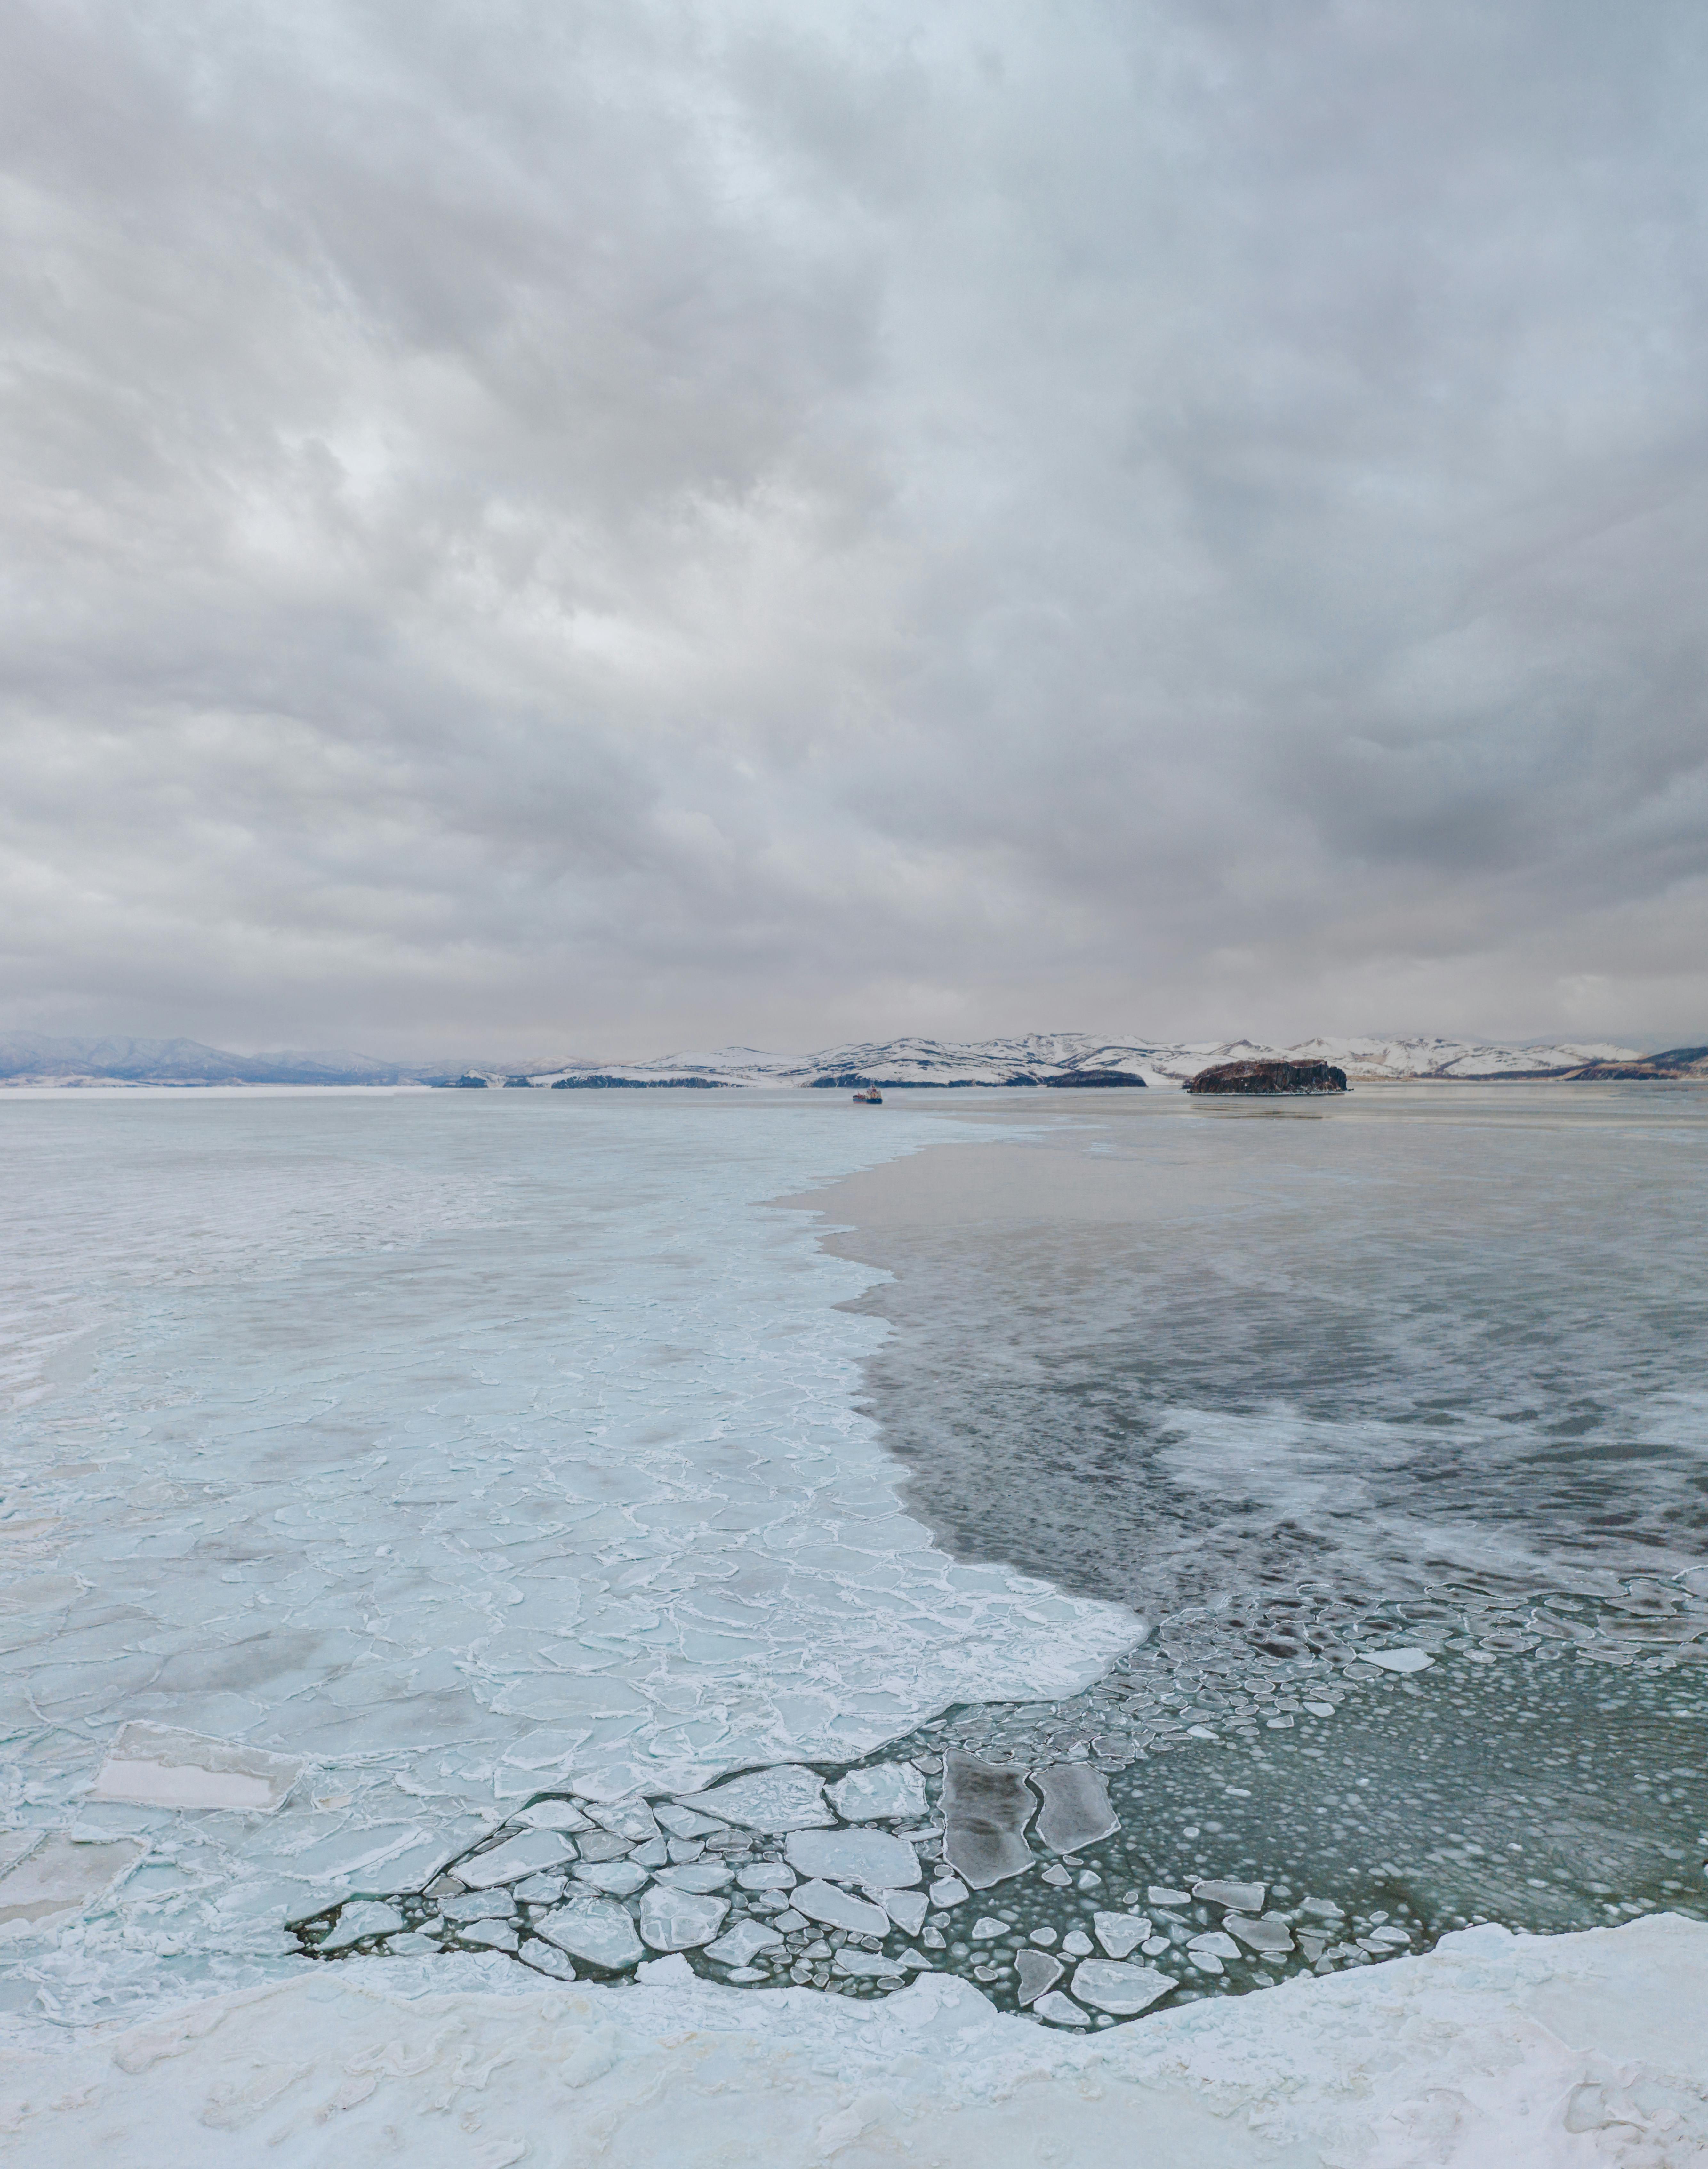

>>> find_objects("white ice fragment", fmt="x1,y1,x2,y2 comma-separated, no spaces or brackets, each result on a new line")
91,1724,301,1814
834,1948,904,1977
827,1764,928,1823
320,1901,404,1950
519,1941,577,1981
784,1829,920,1889
461,1830,578,1888
654,1862,732,1893
1032,1990,1090,2026
1093,1911,1151,1959
1041,1864,1072,1887
1194,1879,1266,1912
1192,1951,1224,1975
459,1918,519,1952
1017,1949,1063,2005
971,1917,1007,1941
1357,1647,1434,1674
516,1799,590,1831
928,1876,968,1909
737,1862,796,1892
653,1805,728,1839
1304,1701,1336,1716
537,1895,643,1970
1062,1929,1094,1957
636,1952,694,1985
1148,1886,1190,1906
639,1884,729,1950
725,1966,766,1982
790,1879,891,1939
705,1919,784,1966
572,1859,649,1896
589,1799,662,1843
1141,1936,1170,1957
1224,1913,1295,1954
631,1838,670,1869
882,1889,929,1937
1188,1931,1242,1959
1071,1959,1177,2014
673,1767,831,1833
0,1835,143,1925
771,1909,806,1933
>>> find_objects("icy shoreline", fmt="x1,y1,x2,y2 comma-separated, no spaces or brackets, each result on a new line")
4,1914,1705,2164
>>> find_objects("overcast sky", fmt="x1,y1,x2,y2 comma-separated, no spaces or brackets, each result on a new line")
3,2,1705,1060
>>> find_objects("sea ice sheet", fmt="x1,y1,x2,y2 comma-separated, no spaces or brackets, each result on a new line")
942,1753,1035,1888
1031,1764,1119,1854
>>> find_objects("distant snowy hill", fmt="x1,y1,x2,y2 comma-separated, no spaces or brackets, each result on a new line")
526,1032,1649,1089
0,1034,414,1086
3,1028,1658,1089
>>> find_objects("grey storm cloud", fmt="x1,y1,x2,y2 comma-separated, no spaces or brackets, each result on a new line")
2,0,1705,1059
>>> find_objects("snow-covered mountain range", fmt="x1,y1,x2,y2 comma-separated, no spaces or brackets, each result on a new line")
3,1028,1680,1089
524,1032,1651,1089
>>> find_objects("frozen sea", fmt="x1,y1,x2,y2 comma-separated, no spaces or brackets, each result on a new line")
1,1080,1706,2165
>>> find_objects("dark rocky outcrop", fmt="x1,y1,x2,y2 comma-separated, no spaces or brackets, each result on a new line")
1185,1058,1348,1096
1564,1045,1708,1081
1043,1069,1146,1088
549,1074,730,1088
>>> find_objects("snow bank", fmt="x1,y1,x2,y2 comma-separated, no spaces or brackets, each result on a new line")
4,1915,1703,2166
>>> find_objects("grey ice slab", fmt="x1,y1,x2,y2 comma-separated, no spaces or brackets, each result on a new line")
882,1889,929,1937
520,1940,578,1981
459,1918,519,1951
588,1799,662,1842
790,1878,892,1939
1016,1949,1063,2006
1188,1930,1242,1960
834,1948,904,1977
572,1859,649,1896
1030,1764,1119,1855
705,1918,784,1966
673,1766,832,1833
1093,1911,1151,1960
1224,1913,1295,1954
91,1723,301,1813
460,1830,580,1887
737,1862,796,1892
320,1901,404,1950
654,1862,731,1893
827,1763,928,1823
784,1828,920,1889
1071,1959,1177,2015
1193,1879,1265,1912
639,1883,728,1950
537,1895,643,1970
440,1888,517,1922
0,1835,143,1925
654,1805,729,1839
1033,1990,1089,2026
941,1753,1034,1889
516,1800,589,1832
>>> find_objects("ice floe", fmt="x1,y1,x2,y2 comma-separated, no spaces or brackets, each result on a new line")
783,1829,919,1889
1031,1764,1119,1854
942,1753,1035,1887
827,1763,928,1822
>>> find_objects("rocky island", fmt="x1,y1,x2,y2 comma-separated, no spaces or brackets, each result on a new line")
1185,1058,1348,1095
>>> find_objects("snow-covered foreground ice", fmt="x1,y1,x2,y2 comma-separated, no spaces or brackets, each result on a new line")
0,1092,1132,2027
4,1915,1706,2165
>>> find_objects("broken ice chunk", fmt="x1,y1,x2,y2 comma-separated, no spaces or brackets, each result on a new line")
672,1767,832,1833
1141,1936,1170,1958
1148,1887,1190,1907
0,1835,143,1925
928,1875,968,1908
1032,1990,1090,2026
737,1862,796,1891
516,1799,589,1832
588,1799,662,1843
639,1884,729,1950
637,1953,694,1985
790,1879,892,1939
1357,1648,1433,1674
537,1895,643,1970
826,1764,928,1823
1016,1949,1063,2006
784,1829,920,1889
941,1754,1034,1889
520,1941,577,1981
1193,1879,1265,1912
461,1830,579,1888
1071,1959,1176,2015
833,1948,905,1977
654,1804,729,1839
440,1888,517,1922
459,1918,519,1952
320,1901,404,1950
631,1839,670,1869
705,1919,784,1966
576,1832,632,1863
1187,1931,1241,1959
1093,1911,1151,1960
1062,1929,1094,1957
772,1909,806,1933
511,1874,568,1904
881,1889,929,1937
92,1724,301,1814
1223,1913,1295,1954
970,1916,1007,1940
572,1859,649,1896
1030,1765,1119,1855
654,1862,732,1893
